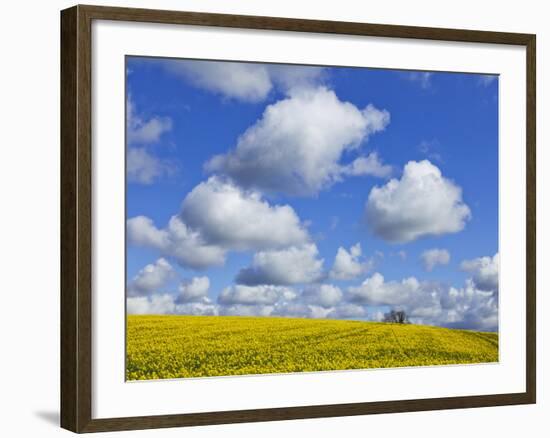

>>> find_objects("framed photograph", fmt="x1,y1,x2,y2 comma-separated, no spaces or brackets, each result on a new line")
60,4,536,433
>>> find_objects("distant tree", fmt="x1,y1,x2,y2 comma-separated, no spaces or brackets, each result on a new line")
383,309,408,324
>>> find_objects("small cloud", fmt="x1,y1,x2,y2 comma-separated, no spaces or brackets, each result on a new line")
460,253,499,292
329,243,373,281
302,284,343,308
126,94,175,184
127,147,176,185
478,75,498,87
418,139,443,163
391,250,407,261
327,303,367,319
181,177,310,250
219,285,294,306
177,276,210,303
365,160,471,243
236,244,324,286
127,294,177,315
419,139,438,154
127,258,175,297
127,294,218,316
162,59,326,103
402,71,434,89
127,95,172,145
340,152,393,179
127,215,228,270
421,248,451,272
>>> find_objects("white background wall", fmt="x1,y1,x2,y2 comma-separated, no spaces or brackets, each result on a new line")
0,0,546,436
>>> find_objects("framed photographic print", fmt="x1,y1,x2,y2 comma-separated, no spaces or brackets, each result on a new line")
60,4,536,433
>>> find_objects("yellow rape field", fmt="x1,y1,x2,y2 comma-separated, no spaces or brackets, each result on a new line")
126,315,498,380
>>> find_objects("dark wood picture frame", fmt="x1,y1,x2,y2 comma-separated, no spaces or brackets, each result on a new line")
60,4,536,433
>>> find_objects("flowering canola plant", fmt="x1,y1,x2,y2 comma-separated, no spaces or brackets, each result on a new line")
126,315,498,380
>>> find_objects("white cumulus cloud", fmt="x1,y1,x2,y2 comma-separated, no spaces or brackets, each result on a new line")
421,248,451,272
365,160,471,243
127,177,311,269
127,293,177,315
181,177,310,250
163,59,325,102
327,303,367,319
175,300,218,316
127,147,173,185
127,258,174,297
329,243,373,280
177,276,210,303
236,244,324,285
218,284,296,306
206,87,390,196
348,273,424,307
125,267,498,330
270,303,333,319
404,72,433,89
439,279,498,331
268,64,326,93
128,294,218,316
127,96,172,144
340,152,392,178
460,253,499,292
126,95,174,184
127,215,227,269
219,304,276,317
348,272,498,331
301,284,343,308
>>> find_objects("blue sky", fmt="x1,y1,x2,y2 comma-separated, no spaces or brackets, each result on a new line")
125,56,499,331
